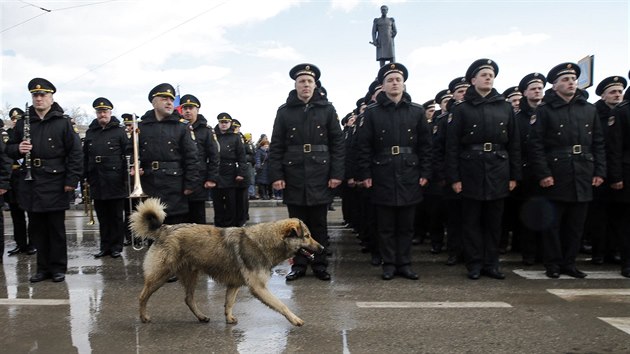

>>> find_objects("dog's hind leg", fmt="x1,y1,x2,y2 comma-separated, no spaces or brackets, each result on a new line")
248,282,304,327
138,267,172,323
180,269,209,322
224,286,240,324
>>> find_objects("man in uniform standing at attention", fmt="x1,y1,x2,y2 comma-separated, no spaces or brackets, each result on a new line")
180,94,219,224
269,63,344,281
84,98,128,258
213,113,247,227
138,83,199,225
356,63,432,280
528,63,606,278
7,78,83,282
371,5,397,67
446,59,521,280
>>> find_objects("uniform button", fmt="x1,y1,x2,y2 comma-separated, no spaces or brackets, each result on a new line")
410,137,414,140
500,122,504,126
292,128,296,131
48,138,52,141
107,141,111,144
470,132,474,135
557,132,561,135
174,172,177,175
53,169,57,173
168,141,172,144
320,133,323,136
382,130,386,133
502,130,506,134
408,129,411,132
290,135,294,138
585,124,589,127
317,125,321,128
588,132,592,135
473,124,477,128
554,158,558,162
170,149,173,151
559,124,564,128
51,145,55,148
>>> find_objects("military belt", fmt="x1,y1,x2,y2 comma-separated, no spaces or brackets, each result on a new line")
463,143,505,152
380,146,414,155
549,145,592,155
141,161,181,171
31,157,65,168
287,144,328,153
93,155,122,163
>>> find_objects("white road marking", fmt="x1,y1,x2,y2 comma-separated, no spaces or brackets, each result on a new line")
598,318,630,336
0,298,70,306
547,289,630,297
356,301,512,308
513,269,627,280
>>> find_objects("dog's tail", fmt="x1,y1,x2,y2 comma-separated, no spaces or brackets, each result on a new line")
129,198,167,240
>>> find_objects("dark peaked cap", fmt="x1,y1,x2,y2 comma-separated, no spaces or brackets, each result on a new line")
595,76,627,96
148,83,176,102
465,59,499,82
28,77,56,94
547,62,581,83
289,63,321,81
518,72,546,93
92,97,113,110
377,63,408,84
180,94,201,108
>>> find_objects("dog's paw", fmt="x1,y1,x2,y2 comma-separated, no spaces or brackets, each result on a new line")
290,316,304,327
140,315,151,323
225,315,238,324
198,316,210,323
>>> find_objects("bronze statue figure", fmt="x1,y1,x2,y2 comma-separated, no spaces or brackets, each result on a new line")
371,5,397,67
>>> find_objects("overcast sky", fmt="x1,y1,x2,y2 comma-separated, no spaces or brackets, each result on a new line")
1,0,628,139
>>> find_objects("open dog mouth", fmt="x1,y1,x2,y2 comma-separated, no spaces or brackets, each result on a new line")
298,248,315,261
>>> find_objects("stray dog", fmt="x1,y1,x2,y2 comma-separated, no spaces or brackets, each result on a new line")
130,198,323,326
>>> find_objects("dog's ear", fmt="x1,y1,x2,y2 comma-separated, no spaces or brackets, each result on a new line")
286,220,303,238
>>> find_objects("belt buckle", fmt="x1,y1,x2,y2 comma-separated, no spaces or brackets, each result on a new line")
95,156,102,163
151,161,159,170
32,158,41,167
572,145,582,154
483,142,493,152
303,144,311,153
391,146,400,155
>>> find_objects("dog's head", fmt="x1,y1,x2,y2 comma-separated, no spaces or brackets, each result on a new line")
284,218,324,260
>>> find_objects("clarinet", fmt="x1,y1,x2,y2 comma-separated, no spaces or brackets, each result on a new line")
23,102,34,181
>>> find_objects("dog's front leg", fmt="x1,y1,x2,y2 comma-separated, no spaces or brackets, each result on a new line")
248,285,304,326
224,286,240,324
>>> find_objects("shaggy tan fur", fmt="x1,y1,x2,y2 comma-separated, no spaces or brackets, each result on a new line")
130,198,323,326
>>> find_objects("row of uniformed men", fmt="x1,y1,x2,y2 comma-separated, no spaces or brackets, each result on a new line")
3,78,255,283
340,59,630,280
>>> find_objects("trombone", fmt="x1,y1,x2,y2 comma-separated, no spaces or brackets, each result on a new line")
129,113,147,250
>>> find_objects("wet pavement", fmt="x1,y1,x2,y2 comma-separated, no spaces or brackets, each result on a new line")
1,203,630,354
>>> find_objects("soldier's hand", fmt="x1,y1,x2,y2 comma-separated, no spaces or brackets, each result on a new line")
592,176,604,187
204,181,216,189
362,178,373,188
235,176,244,182
328,179,342,189
419,178,428,187
183,189,193,195
347,178,356,187
19,141,32,154
130,168,144,176
509,180,517,191
611,181,624,190
0,188,7,196
540,176,554,188
451,181,462,193
64,186,74,192
273,180,286,190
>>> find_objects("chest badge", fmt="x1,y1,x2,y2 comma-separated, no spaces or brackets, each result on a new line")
529,114,537,125
608,116,616,126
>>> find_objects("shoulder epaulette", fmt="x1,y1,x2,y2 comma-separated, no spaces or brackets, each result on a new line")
410,102,423,109
618,100,629,108
178,118,189,124
365,102,379,110
278,103,288,111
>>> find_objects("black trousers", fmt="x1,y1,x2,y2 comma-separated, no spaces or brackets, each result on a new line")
235,187,249,227
29,210,67,274
516,197,547,262
615,204,630,269
124,198,140,242
287,204,328,271
461,198,504,271
425,193,446,247
94,199,125,253
375,204,416,269
212,188,237,227
446,198,463,258
543,201,589,271
9,202,30,250
188,200,207,224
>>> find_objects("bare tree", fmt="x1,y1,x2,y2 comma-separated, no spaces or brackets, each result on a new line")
64,106,91,126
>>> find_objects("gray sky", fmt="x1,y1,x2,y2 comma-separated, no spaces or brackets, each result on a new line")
1,0,628,138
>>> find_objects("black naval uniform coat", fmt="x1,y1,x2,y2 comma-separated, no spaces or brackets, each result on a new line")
528,89,606,203
269,90,345,206
7,103,83,275
214,126,247,189
83,116,128,200
0,136,12,257
356,91,432,206
7,103,83,212
446,87,522,200
138,110,199,217
188,114,219,201
607,99,630,271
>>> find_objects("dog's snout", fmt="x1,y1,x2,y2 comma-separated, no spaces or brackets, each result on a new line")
316,244,325,253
